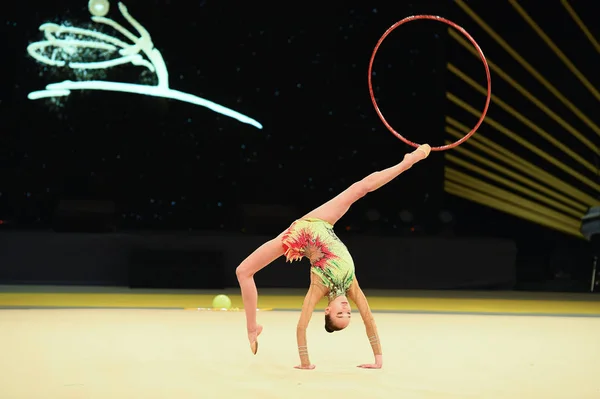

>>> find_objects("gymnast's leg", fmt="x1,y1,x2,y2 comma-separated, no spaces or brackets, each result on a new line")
236,232,285,349
303,144,431,225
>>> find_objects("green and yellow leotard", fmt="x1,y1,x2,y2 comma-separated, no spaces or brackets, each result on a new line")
281,218,355,299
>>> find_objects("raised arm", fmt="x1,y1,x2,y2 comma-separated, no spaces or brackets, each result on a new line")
295,273,328,370
348,279,382,368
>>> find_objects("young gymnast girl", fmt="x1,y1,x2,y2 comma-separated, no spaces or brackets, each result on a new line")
236,144,431,370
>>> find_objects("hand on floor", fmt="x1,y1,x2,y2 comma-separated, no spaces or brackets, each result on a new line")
357,363,382,369
294,364,316,370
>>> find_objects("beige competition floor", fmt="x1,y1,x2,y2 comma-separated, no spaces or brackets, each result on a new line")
1,306,600,399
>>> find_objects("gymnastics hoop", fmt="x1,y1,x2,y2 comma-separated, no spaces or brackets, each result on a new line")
368,15,492,152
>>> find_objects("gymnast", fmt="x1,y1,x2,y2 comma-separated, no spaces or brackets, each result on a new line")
236,144,431,369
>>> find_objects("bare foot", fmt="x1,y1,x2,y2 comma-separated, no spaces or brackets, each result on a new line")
404,144,431,163
417,144,431,158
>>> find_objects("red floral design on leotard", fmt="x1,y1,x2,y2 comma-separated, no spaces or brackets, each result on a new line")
282,222,338,269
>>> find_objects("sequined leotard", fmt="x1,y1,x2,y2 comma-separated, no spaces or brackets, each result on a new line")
281,217,355,299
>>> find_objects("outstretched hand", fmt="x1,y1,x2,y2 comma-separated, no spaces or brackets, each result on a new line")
247,324,263,355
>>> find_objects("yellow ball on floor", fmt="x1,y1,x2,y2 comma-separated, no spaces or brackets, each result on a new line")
212,294,232,310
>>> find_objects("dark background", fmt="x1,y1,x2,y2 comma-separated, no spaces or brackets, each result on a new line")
0,0,598,290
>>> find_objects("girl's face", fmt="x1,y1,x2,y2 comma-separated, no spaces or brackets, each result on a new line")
325,296,352,330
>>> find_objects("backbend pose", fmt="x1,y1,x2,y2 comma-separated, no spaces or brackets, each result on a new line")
236,144,431,370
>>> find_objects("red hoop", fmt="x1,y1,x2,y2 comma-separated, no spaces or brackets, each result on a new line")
368,15,491,151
